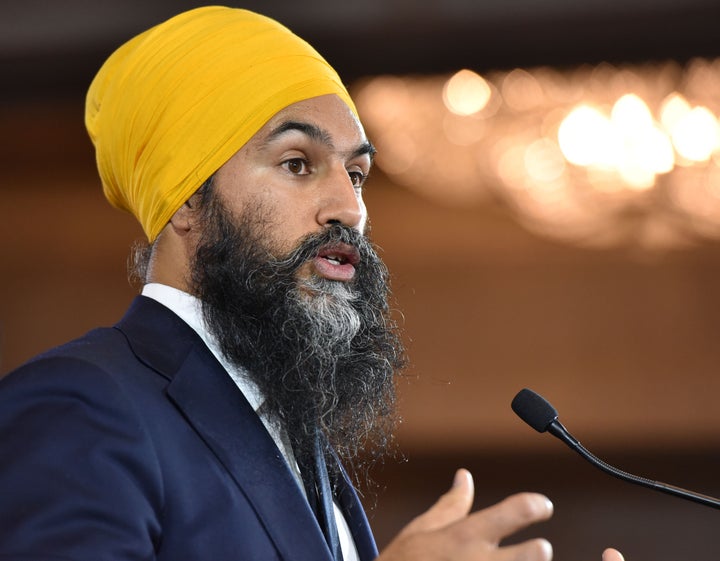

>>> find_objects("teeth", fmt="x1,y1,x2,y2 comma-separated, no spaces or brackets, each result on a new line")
325,255,344,265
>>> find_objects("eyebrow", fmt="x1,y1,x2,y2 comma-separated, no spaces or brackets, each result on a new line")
265,120,376,161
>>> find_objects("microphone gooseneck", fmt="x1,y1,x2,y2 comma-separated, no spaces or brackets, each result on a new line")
511,388,720,510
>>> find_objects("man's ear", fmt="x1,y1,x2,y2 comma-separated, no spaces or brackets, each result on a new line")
169,199,196,235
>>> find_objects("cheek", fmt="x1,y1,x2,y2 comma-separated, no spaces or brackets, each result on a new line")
268,193,324,245
273,208,314,252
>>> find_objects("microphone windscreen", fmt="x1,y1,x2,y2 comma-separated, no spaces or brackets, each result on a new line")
511,388,558,432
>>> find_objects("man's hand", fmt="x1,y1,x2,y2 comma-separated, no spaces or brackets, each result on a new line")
378,469,625,561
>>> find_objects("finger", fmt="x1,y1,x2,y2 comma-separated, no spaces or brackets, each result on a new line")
401,469,475,535
494,538,553,561
470,492,554,545
602,548,625,561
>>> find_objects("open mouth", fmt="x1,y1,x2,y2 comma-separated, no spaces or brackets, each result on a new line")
318,244,360,266
313,243,360,281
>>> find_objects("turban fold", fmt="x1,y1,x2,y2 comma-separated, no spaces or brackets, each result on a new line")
85,6,356,242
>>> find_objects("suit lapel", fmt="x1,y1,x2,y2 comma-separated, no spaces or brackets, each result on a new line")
332,455,379,561
117,296,334,561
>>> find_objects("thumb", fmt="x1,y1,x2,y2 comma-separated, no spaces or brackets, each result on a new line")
400,469,475,535
602,548,625,561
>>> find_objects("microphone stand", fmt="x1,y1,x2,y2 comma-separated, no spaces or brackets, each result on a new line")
547,419,720,510
512,388,720,511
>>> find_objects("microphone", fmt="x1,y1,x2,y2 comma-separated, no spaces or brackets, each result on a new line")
511,388,720,510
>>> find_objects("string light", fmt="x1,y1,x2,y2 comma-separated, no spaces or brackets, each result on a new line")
353,60,720,249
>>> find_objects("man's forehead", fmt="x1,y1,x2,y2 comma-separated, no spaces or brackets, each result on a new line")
257,95,367,146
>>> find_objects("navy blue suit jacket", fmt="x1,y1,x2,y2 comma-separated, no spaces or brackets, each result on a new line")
0,296,378,561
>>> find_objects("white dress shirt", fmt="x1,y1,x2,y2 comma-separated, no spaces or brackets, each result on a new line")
141,283,359,561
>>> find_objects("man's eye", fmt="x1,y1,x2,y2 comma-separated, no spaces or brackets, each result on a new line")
283,158,309,175
349,171,366,188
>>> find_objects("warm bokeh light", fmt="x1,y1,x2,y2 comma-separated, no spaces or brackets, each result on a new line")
524,138,566,183
442,69,492,116
671,106,720,162
630,125,675,177
557,95,674,186
557,105,615,167
354,57,720,249
660,93,691,131
611,94,653,134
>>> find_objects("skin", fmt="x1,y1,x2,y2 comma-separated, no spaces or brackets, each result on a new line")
380,469,625,561
148,93,626,561
151,93,371,291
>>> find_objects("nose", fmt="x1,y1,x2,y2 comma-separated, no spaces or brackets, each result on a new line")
316,166,367,232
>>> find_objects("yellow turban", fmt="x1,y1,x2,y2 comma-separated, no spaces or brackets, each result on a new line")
85,6,357,242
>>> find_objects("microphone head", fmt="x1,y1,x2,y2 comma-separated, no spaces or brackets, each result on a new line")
511,388,559,433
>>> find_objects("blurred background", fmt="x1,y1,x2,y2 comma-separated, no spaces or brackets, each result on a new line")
3,0,720,558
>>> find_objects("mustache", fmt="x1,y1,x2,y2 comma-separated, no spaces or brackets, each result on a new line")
274,224,373,274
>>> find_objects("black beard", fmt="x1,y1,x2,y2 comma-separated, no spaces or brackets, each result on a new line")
189,192,406,472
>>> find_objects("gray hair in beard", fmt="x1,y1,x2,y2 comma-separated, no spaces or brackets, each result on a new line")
285,262,362,350
188,183,406,474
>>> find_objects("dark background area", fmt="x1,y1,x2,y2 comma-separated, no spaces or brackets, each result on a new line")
4,0,720,101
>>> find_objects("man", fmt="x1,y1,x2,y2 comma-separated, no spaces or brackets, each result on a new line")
0,6,623,561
